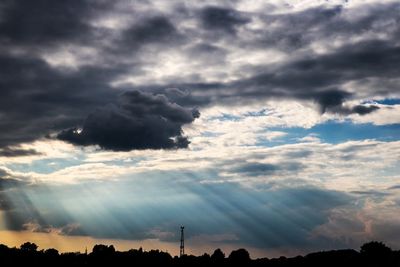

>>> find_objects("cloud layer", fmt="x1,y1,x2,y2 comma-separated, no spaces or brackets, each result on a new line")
0,0,399,150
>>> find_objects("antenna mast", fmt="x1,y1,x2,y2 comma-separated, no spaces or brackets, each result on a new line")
180,226,185,257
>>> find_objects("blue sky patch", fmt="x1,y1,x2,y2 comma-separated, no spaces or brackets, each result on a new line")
258,121,400,146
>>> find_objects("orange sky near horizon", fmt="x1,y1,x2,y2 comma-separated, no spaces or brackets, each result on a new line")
0,230,287,259
0,230,178,254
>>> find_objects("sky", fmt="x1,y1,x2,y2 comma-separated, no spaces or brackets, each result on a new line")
0,0,399,258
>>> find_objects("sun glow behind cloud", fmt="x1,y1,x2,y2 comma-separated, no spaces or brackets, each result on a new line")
1,103,400,256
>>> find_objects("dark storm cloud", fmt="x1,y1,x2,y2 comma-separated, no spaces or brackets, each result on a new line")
0,1,399,151
199,6,250,34
119,16,182,50
58,90,200,151
251,6,343,51
253,4,400,52
0,54,118,148
0,2,196,151
0,0,102,46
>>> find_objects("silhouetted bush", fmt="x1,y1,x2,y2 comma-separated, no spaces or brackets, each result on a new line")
211,248,225,265
361,241,391,255
44,248,59,256
228,248,250,264
360,241,395,267
20,242,38,252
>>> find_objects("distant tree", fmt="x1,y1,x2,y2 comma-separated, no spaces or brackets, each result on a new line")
200,252,211,259
92,244,115,256
211,248,225,262
20,242,38,252
199,253,211,265
228,248,250,263
361,241,391,256
44,248,59,257
360,241,395,266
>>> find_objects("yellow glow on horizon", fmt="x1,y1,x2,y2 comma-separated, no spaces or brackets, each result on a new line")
0,230,293,258
0,230,178,255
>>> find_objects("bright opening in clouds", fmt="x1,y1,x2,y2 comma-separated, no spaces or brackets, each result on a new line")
0,0,399,258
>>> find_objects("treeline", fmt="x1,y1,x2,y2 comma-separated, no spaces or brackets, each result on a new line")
0,241,399,266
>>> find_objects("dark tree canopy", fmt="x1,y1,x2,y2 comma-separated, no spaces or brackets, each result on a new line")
20,242,38,252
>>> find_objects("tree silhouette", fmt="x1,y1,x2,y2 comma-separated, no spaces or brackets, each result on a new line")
20,242,38,252
92,244,115,255
211,248,225,264
228,248,250,264
360,241,391,255
44,248,59,257
211,248,225,258
360,241,394,266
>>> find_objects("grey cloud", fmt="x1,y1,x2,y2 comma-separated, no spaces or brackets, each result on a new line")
180,39,395,114
285,150,313,159
328,104,380,116
0,168,28,192
126,38,396,115
0,0,103,47
0,178,26,192
0,54,119,148
0,1,398,151
199,6,250,34
117,16,184,53
0,5,193,151
350,190,390,198
231,162,304,177
124,16,178,43
58,90,200,151
254,4,400,52
0,147,41,157
187,43,228,64
349,105,380,115
253,6,342,51
0,169,30,211
388,185,400,190
0,169,8,178
229,40,400,113
233,162,279,175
